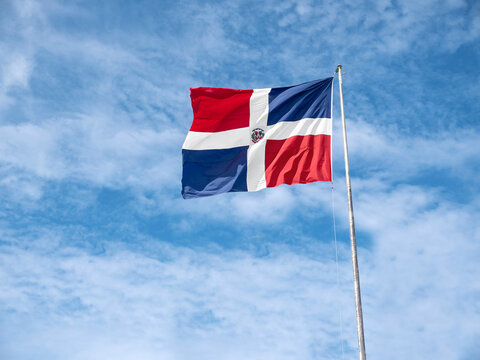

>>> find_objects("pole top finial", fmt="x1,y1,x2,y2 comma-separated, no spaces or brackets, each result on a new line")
336,65,342,73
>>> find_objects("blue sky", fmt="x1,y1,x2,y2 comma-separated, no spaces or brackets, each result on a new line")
1,0,479,359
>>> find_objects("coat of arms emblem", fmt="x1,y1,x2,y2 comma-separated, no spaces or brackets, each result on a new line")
251,128,265,143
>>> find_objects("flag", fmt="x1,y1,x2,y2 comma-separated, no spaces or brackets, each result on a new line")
182,77,333,199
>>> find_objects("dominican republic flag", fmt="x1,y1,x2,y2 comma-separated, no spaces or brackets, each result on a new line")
182,77,333,199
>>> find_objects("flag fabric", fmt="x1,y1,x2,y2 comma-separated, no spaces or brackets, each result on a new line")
182,77,333,199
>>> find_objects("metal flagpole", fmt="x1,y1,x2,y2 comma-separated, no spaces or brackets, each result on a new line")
336,64,367,360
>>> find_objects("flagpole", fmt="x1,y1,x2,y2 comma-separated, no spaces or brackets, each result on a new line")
336,64,367,360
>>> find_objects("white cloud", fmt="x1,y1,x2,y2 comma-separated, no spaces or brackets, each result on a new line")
0,112,184,196
336,117,480,182
0,229,357,360
358,188,480,359
1,54,32,90
1,178,479,359
0,54,33,109
0,123,63,178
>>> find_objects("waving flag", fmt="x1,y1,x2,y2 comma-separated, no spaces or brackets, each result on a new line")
182,77,333,199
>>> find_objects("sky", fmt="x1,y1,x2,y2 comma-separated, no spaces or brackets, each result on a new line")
0,0,479,359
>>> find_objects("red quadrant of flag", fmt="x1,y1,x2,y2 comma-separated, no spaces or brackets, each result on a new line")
190,87,253,132
265,134,332,187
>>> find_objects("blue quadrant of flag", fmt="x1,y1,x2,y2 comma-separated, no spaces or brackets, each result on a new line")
182,147,248,198
268,78,332,125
